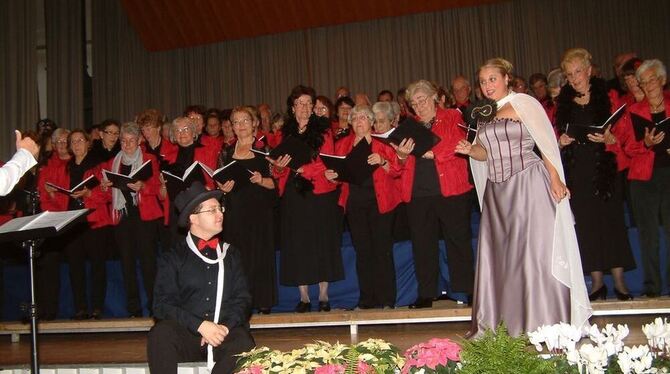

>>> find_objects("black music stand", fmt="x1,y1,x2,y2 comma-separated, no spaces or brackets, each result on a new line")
0,209,89,373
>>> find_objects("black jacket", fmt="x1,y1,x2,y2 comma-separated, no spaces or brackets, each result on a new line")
153,238,252,335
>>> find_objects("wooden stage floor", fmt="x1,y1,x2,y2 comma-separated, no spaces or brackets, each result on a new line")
1,299,669,367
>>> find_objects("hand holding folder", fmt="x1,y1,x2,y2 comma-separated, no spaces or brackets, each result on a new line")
564,104,627,143
631,113,670,151
320,139,378,185
103,159,153,190
252,135,314,170
46,175,99,195
370,117,441,157
199,160,254,187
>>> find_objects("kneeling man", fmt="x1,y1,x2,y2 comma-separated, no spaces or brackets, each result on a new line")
148,181,255,374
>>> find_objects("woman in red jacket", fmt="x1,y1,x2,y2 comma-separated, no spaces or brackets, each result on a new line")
102,122,163,317
271,85,344,313
393,80,475,309
326,105,401,309
63,129,112,319
35,128,70,319
622,59,670,298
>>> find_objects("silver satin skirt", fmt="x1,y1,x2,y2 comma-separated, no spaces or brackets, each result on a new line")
469,160,570,338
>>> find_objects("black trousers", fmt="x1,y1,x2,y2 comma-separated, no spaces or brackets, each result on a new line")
64,224,107,313
147,319,255,374
347,199,396,307
36,236,65,317
114,215,158,316
406,193,474,298
630,167,670,295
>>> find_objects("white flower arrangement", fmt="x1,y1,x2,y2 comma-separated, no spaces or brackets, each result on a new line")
643,317,670,356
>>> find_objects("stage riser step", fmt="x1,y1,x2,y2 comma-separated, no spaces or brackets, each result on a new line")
0,364,208,373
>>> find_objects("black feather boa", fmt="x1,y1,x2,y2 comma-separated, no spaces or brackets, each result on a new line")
281,114,330,159
556,77,617,201
281,114,330,194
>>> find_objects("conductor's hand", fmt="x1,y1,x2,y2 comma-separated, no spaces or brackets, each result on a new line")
644,127,664,148
559,133,575,148
217,180,235,193
16,130,39,160
324,169,338,181
455,139,473,155
197,321,229,347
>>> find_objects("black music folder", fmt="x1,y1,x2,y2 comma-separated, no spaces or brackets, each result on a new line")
46,175,99,194
565,104,628,143
631,113,670,150
200,161,253,187
252,135,314,170
320,139,378,185
371,117,441,157
103,159,153,189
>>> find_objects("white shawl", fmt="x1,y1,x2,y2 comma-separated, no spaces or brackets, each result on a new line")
470,92,592,330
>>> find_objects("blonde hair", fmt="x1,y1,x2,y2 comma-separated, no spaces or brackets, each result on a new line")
405,80,438,102
561,48,592,71
478,58,514,78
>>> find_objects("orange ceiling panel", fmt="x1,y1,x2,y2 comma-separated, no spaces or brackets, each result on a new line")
119,0,505,51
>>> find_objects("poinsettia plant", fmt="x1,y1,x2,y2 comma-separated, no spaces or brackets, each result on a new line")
402,338,461,373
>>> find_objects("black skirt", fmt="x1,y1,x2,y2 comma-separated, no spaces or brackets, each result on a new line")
279,175,344,286
568,145,636,273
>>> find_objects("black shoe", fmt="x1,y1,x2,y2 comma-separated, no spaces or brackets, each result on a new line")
90,309,103,320
318,301,331,312
258,307,271,315
643,291,659,298
409,298,433,309
589,285,607,301
356,303,375,310
73,310,88,320
294,301,311,313
613,288,633,301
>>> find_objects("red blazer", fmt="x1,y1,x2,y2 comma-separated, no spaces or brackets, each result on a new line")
623,92,670,181
140,136,178,162
37,153,70,212
605,89,633,172
334,134,402,214
163,142,218,190
272,130,337,196
398,107,473,202
200,134,225,154
105,151,163,224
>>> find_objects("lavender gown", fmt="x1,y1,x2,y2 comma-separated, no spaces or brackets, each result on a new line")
469,118,570,338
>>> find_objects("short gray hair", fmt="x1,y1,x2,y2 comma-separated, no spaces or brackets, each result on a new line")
372,101,395,122
51,127,70,145
170,116,197,143
120,122,141,139
547,68,566,90
348,105,374,124
636,59,667,82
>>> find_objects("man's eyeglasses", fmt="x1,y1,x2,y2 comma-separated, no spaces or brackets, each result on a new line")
194,206,225,215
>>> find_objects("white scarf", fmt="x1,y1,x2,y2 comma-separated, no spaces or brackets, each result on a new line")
111,148,143,214
186,233,228,372
470,92,592,331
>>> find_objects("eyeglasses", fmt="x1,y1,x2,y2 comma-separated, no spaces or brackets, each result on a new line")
55,139,68,145
175,127,192,134
70,138,87,144
294,101,313,108
410,96,429,108
194,206,225,215
639,76,660,87
350,114,370,122
232,118,252,126
103,130,119,136
314,106,328,113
